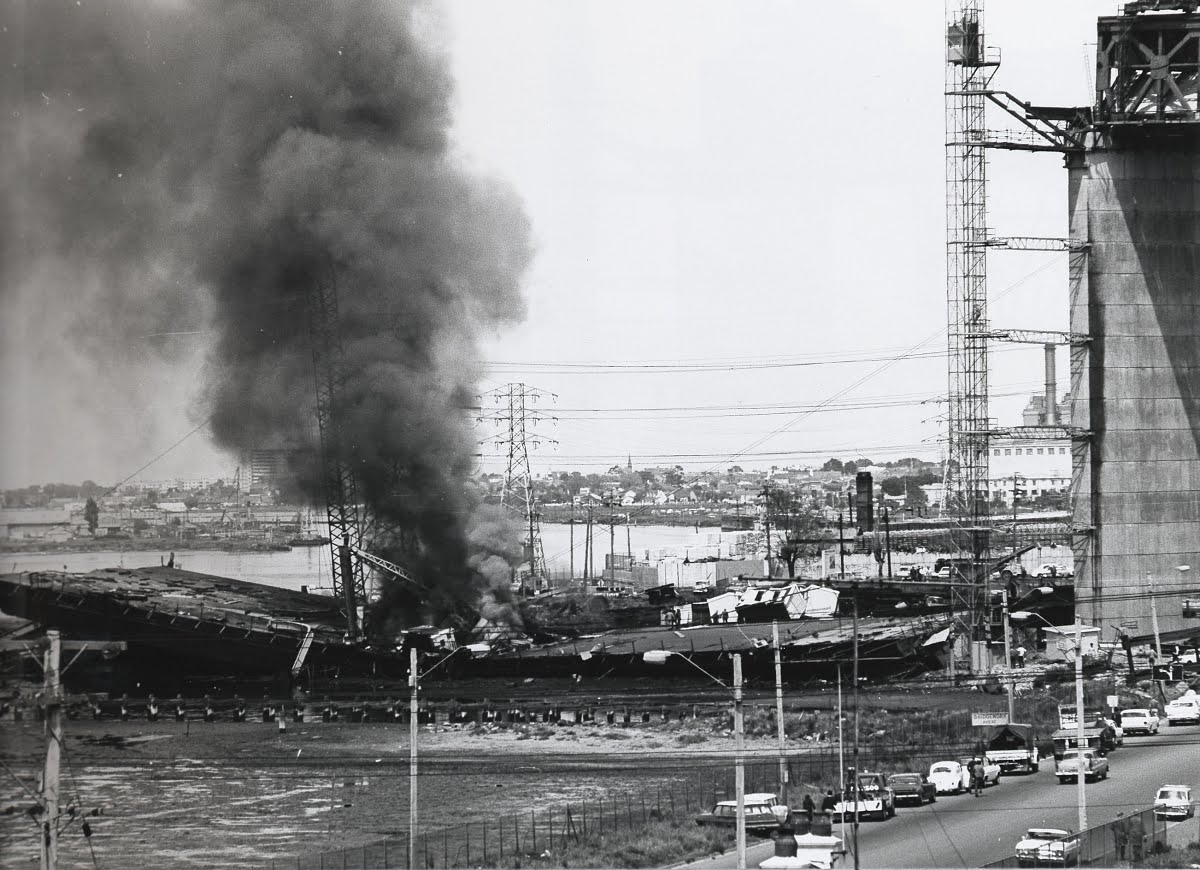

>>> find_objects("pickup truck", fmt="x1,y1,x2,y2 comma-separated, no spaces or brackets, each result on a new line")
986,724,1040,774
1056,750,1109,783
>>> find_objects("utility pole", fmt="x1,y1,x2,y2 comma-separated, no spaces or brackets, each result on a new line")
883,507,893,579
851,578,860,870
608,489,616,585
838,513,846,580
761,484,773,578
1002,587,1014,723
773,622,787,806
1149,572,1163,662
568,517,575,581
409,646,418,870
0,632,126,870
733,653,746,870
1074,616,1086,834
584,504,593,583
837,666,846,855
1012,472,1023,554
42,634,62,870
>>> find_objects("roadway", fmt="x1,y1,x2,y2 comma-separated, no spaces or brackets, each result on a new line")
673,724,1200,869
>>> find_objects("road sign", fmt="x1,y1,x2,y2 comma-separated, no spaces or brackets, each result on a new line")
972,712,1009,727
1106,695,1119,709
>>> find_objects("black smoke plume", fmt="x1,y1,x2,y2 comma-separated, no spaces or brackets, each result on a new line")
3,0,533,626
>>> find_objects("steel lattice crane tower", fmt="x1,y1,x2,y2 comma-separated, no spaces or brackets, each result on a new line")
306,261,368,636
479,384,556,588
945,2,998,653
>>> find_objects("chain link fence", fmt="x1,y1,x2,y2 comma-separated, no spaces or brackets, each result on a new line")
983,805,1200,867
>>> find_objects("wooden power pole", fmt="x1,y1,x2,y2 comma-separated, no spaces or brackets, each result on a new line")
0,631,126,870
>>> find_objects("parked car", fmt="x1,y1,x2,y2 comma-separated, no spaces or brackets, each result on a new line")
887,773,937,805
957,756,1001,787
694,792,790,831
1034,563,1074,578
929,760,970,795
1120,708,1161,735
1056,749,1109,783
1166,695,1200,726
1154,784,1194,820
1015,828,1080,866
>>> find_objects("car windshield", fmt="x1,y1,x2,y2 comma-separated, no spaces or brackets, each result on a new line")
890,775,921,783
931,764,955,773
1159,789,1189,801
1124,709,1147,717
1028,829,1069,840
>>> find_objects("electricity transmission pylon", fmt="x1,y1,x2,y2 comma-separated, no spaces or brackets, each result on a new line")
478,384,557,588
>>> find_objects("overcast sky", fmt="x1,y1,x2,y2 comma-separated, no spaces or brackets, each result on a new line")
451,0,1110,478
1,0,1115,488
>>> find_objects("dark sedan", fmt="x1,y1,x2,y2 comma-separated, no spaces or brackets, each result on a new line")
887,772,937,806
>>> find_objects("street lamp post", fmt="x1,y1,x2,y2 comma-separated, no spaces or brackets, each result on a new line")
1011,609,1086,834
408,645,464,869
644,650,747,870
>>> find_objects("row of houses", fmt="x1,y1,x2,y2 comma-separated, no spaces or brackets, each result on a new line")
0,505,310,542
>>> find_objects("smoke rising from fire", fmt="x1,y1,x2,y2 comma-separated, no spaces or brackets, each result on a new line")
2,0,533,623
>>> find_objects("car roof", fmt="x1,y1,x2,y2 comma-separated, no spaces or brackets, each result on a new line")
1159,784,1191,791
1027,828,1071,838
744,793,779,802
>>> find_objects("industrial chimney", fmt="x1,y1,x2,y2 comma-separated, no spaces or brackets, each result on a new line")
1044,344,1058,426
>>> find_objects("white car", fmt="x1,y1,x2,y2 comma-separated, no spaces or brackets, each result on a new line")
1015,828,1080,866
1154,784,1194,820
1166,696,1200,726
1033,563,1074,579
1121,708,1160,735
929,760,970,795
958,756,1002,787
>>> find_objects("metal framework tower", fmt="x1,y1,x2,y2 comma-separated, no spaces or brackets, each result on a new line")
479,384,556,587
945,3,998,646
307,261,368,635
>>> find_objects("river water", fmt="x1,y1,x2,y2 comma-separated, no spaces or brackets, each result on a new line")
3,523,729,587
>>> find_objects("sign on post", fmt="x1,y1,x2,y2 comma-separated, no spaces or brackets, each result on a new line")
1059,704,1077,730
1106,695,1119,709
972,711,1009,727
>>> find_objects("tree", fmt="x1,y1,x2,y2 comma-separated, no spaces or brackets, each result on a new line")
843,461,858,475
84,497,100,535
821,458,844,472
765,489,820,578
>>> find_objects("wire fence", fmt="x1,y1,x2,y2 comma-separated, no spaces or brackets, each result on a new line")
269,753,858,869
